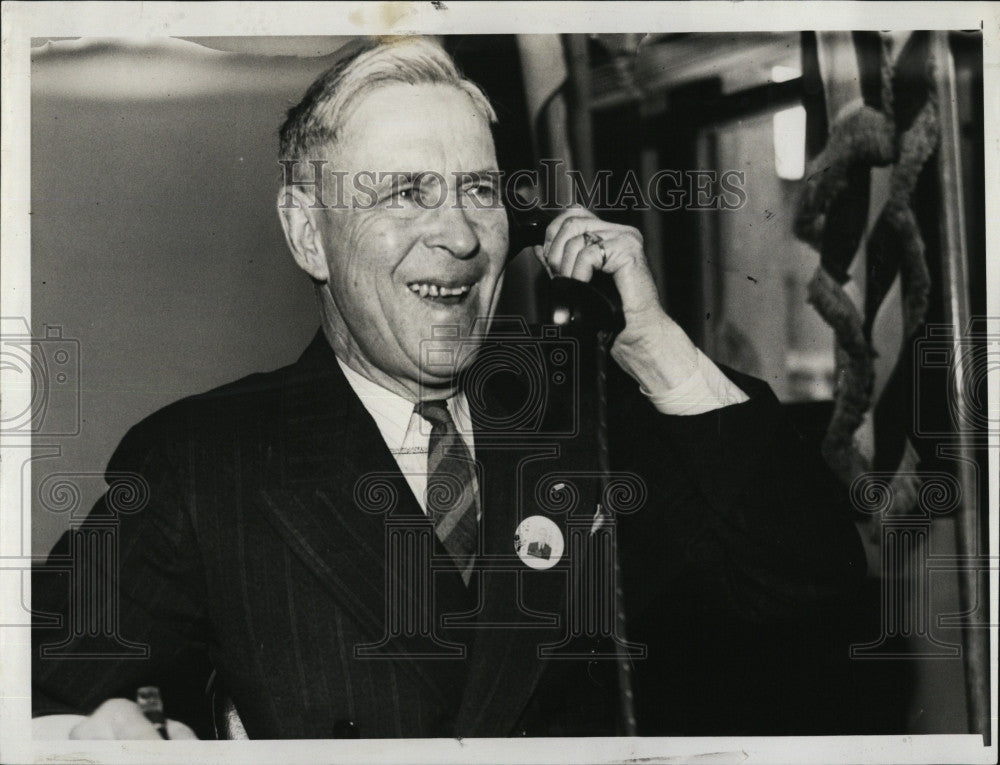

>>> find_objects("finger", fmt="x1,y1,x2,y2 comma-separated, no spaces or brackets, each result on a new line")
541,205,594,247
69,715,115,740
559,229,621,279
32,714,87,740
541,206,604,261
529,244,552,277
569,239,603,283
548,222,621,278
166,718,198,740
70,698,160,740
543,215,591,274
589,234,660,314
568,232,626,283
557,233,587,277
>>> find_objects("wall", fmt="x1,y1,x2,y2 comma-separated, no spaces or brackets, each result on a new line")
30,40,347,554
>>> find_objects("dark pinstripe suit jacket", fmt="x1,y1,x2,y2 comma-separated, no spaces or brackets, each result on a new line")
33,330,867,738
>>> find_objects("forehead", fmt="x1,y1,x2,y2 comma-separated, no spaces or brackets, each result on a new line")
332,82,497,171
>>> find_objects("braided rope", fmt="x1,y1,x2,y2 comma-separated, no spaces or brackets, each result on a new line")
797,34,938,488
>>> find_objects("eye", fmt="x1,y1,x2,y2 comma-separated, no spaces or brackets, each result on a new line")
385,185,419,206
465,181,499,207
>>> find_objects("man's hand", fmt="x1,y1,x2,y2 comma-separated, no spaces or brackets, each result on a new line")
52,699,197,739
534,207,700,394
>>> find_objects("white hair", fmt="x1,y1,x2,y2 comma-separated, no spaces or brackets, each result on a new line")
279,36,497,161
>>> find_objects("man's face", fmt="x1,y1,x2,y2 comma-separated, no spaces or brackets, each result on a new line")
313,82,508,395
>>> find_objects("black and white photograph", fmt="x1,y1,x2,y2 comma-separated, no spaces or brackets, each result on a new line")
1,2,997,763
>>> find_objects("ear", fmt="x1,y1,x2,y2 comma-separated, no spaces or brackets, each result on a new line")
277,186,330,282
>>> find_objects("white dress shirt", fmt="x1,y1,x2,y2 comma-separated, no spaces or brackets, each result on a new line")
337,359,477,516
641,348,749,415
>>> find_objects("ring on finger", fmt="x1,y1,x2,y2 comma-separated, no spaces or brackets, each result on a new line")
583,231,608,269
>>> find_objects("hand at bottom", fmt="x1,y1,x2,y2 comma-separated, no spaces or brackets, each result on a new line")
68,698,197,739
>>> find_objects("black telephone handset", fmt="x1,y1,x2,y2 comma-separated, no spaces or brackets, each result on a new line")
507,199,639,735
506,203,625,336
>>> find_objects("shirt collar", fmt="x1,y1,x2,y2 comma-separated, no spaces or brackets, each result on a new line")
336,357,474,453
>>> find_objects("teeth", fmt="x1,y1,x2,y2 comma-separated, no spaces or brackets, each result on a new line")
407,283,472,298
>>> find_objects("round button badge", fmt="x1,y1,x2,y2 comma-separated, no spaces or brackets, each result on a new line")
514,515,564,570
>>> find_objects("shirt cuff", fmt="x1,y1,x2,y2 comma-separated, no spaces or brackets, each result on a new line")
640,349,749,415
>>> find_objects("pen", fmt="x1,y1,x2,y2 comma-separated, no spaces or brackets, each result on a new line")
136,686,170,739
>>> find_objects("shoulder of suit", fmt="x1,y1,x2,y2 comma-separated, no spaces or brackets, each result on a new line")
108,358,302,471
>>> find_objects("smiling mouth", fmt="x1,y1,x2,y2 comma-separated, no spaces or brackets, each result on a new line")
406,280,475,305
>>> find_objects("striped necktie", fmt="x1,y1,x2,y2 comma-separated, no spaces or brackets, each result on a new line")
415,399,479,585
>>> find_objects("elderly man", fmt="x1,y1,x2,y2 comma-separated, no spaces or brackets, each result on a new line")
32,37,865,739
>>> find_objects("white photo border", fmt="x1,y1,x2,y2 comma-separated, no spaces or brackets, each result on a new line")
2,2,997,763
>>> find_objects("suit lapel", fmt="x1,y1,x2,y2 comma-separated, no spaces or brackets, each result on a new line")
254,331,461,705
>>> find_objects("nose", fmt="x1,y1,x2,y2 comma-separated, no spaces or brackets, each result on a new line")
422,198,480,260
